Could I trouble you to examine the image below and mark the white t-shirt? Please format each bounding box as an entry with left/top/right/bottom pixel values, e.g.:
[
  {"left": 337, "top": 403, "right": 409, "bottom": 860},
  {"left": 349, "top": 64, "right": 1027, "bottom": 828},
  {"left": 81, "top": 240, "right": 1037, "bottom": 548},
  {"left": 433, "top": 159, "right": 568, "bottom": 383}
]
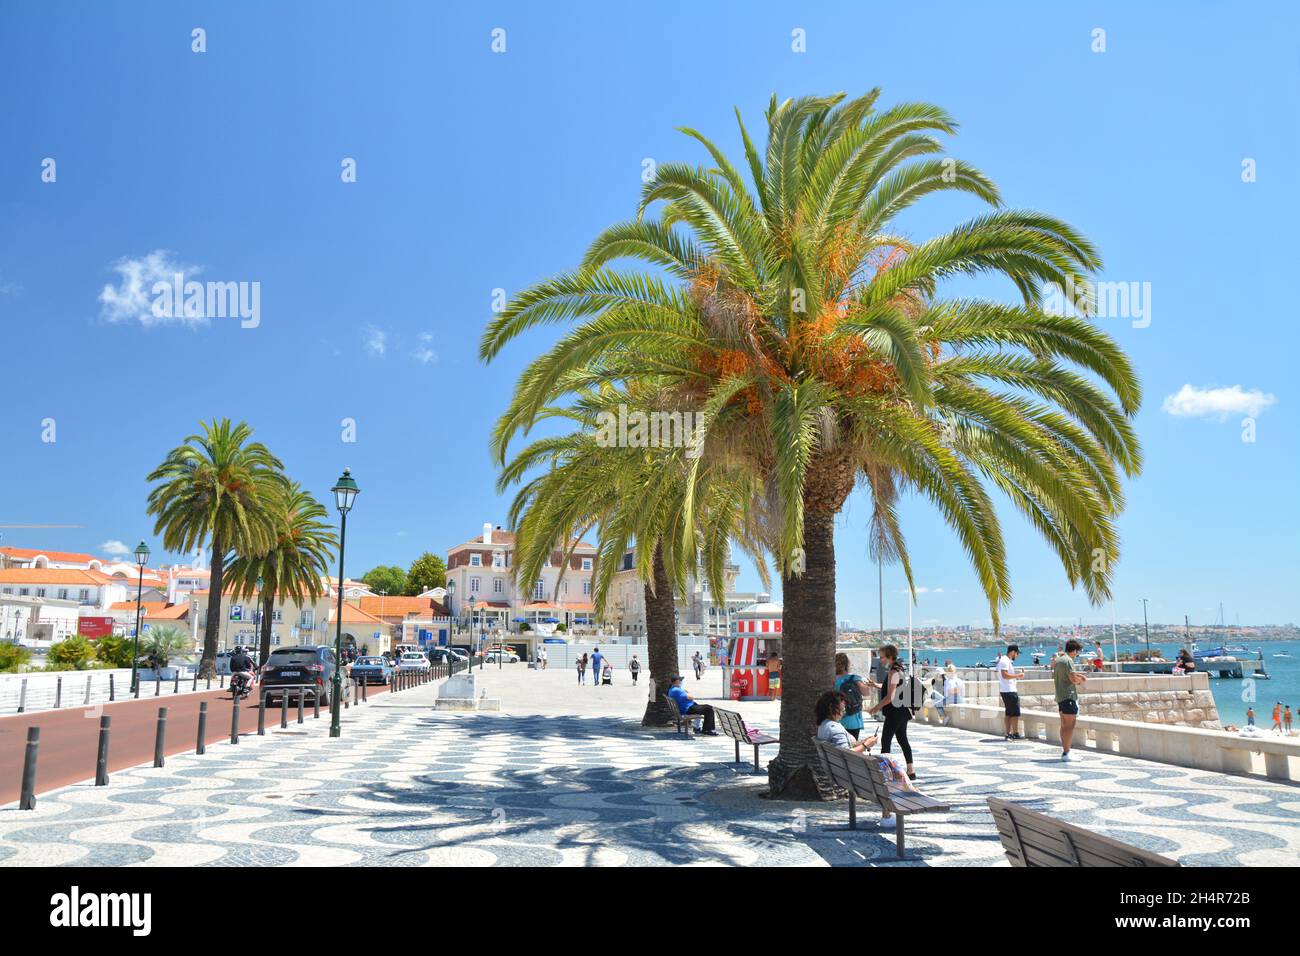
[{"left": 997, "top": 655, "right": 1018, "bottom": 693}]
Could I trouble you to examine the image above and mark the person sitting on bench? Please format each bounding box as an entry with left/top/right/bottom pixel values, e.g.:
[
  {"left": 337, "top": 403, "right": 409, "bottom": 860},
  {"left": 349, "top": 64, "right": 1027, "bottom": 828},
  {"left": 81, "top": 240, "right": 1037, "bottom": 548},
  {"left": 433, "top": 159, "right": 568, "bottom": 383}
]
[
  {"left": 668, "top": 675, "right": 717, "bottom": 736},
  {"left": 815, "top": 690, "right": 920, "bottom": 823}
]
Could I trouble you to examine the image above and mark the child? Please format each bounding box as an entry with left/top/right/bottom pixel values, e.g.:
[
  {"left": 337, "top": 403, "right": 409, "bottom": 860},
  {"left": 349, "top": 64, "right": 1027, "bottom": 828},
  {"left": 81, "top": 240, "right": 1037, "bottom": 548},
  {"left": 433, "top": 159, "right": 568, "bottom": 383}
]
[
  {"left": 1246, "top": 706, "right": 1256, "bottom": 727},
  {"left": 601, "top": 659, "right": 614, "bottom": 686}
]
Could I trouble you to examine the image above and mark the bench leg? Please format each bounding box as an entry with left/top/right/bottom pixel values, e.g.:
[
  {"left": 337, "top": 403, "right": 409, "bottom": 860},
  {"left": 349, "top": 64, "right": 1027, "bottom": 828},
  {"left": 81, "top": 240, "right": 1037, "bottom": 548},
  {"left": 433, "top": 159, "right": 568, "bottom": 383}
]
[
  {"left": 848, "top": 792, "right": 857, "bottom": 830},
  {"left": 895, "top": 815, "right": 905, "bottom": 858},
  {"left": 752, "top": 744, "right": 761, "bottom": 772},
  {"left": 735, "top": 740, "right": 741, "bottom": 763}
]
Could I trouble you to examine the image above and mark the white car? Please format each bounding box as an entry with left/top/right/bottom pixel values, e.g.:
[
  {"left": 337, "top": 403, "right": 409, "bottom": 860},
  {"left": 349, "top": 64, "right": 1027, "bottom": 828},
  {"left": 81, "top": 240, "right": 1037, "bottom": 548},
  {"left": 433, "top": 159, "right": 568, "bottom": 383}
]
[
  {"left": 484, "top": 648, "right": 520, "bottom": 663},
  {"left": 396, "top": 652, "right": 431, "bottom": 671}
]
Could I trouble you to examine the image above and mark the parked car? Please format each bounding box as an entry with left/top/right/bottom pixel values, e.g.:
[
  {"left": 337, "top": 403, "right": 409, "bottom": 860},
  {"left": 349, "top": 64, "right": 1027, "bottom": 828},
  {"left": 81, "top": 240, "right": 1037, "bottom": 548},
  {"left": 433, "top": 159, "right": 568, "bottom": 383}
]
[
  {"left": 350, "top": 655, "right": 392, "bottom": 685},
  {"left": 396, "top": 652, "right": 432, "bottom": 671},
  {"left": 428, "top": 647, "right": 468, "bottom": 664},
  {"left": 484, "top": 648, "right": 520, "bottom": 663},
  {"left": 261, "top": 645, "right": 338, "bottom": 706}
]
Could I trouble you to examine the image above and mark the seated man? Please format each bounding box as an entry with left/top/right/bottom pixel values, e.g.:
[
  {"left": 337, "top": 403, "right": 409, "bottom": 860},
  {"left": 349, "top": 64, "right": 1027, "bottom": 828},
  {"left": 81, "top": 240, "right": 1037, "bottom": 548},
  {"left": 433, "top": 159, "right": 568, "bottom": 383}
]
[{"left": 667, "top": 674, "right": 717, "bottom": 735}]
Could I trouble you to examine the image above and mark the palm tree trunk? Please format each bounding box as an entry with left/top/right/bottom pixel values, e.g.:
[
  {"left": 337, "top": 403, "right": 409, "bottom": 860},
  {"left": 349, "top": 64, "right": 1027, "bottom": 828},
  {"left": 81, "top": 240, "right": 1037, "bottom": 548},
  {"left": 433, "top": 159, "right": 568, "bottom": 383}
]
[
  {"left": 767, "top": 454, "right": 855, "bottom": 800},
  {"left": 640, "top": 543, "right": 679, "bottom": 726},
  {"left": 258, "top": 591, "right": 274, "bottom": 667},
  {"left": 199, "top": 535, "right": 224, "bottom": 679}
]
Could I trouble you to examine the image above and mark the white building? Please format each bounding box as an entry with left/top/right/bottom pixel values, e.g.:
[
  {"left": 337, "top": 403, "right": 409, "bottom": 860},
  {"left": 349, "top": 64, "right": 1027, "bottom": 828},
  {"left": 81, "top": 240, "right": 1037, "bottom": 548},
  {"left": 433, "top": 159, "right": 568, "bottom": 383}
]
[
  {"left": 604, "top": 546, "right": 768, "bottom": 640},
  {"left": 445, "top": 523, "right": 598, "bottom": 637}
]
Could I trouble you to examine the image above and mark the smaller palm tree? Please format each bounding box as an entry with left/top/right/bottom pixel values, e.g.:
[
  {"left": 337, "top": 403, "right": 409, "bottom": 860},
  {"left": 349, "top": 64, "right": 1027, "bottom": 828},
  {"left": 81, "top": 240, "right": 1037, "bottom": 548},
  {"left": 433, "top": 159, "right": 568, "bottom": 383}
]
[{"left": 226, "top": 482, "right": 337, "bottom": 665}]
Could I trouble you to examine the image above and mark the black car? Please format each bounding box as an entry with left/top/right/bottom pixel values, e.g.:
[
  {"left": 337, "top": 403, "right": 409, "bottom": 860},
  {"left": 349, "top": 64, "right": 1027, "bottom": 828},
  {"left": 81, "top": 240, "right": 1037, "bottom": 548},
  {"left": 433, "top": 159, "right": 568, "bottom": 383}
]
[{"left": 261, "top": 645, "right": 338, "bottom": 707}]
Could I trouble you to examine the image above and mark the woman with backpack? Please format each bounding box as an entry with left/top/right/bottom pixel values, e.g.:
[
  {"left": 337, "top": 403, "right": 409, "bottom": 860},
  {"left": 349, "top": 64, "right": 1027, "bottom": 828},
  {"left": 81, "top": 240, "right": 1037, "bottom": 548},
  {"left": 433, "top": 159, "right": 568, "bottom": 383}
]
[
  {"left": 577, "top": 653, "right": 588, "bottom": 685},
  {"left": 833, "top": 653, "right": 877, "bottom": 741},
  {"left": 865, "top": 644, "right": 917, "bottom": 780}
]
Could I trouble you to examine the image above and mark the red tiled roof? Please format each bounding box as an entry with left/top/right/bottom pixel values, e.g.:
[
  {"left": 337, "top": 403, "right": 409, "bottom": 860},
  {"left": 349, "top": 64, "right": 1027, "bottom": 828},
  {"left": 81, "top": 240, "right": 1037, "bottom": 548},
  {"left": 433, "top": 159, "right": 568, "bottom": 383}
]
[
  {"left": 355, "top": 595, "right": 450, "bottom": 618},
  {"left": 0, "top": 568, "right": 114, "bottom": 585},
  {"left": 0, "top": 547, "right": 100, "bottom": 563}
]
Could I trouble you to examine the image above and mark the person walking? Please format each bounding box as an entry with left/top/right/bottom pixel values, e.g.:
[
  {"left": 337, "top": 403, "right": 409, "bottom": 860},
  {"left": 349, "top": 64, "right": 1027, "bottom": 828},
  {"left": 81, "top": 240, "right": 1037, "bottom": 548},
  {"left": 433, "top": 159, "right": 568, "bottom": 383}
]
[
  {"left": 590, "top": 648, "right": 604, "bottom": 688},
  {"left": 1272, "top": 702, "right": 1283, "bottom": 734},
  {"left": 577, "top": 653, "right": 588, "bottom": 685},
  {"left": 997, "top": 644, "right": 1026, "bottom": 740},
  {"left": 1054, "top": 639, "right": 1089, "bottom": 762},
  {"left": 538, "top": 645, "right": 548, "bottom": 670},
  {"left": 1285, "top": 705, "right": 1294, "bottom": 733},
  {"left": 629, "top": 654, "right": 642, "bottom": 686},
  {"left": 692, "top": 650, "right": 704, "bottom": 680},
  {"left": 1246, "top": 706, "right": 1256, "bottom": 728},
  {"left": 865, "top": 644, "right": 916, "bottom": 780},
  {"left": 833, "top": 652, "right": 876, "bottom": 741}
]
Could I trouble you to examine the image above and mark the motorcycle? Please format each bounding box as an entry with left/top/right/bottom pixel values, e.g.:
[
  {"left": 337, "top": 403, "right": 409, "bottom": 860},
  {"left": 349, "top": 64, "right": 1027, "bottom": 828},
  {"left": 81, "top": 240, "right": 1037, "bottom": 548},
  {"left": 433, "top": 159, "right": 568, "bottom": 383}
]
[{"left": 230, "top": 671, "right": 253, "bottom": 701}]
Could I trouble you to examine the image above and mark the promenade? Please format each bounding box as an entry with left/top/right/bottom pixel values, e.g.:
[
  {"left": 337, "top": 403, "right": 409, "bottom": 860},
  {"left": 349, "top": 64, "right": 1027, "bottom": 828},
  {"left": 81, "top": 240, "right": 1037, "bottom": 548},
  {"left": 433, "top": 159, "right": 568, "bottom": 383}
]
[{"left": 2, "top": 666, "right": 1298, "bottom": 866}]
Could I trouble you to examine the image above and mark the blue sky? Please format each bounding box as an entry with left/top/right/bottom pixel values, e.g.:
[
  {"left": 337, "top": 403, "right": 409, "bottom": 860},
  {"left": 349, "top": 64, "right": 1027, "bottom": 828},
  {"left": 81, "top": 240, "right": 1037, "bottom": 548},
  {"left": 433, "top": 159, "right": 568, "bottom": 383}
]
[{"left": 1, "top": 1, "right": 1296, "bottom": 629}]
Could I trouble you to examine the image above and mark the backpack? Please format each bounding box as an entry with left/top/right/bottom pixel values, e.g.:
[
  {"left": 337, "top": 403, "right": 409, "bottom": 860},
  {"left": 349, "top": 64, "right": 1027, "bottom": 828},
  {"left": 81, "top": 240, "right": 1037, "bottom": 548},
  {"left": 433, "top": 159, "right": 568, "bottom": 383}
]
[
  {"left": 839, "top": 676, "right": 865, "bottom": 716},
  {"left": 898, "top": 672, "right": 927, "bottom": 714}
]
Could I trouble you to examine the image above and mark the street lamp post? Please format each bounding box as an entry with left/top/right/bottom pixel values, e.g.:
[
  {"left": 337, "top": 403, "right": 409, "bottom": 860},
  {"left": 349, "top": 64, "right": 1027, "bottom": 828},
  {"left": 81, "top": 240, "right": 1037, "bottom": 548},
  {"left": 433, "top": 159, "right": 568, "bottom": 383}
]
[
  {"left": 130, "top": 541, "right": 150, "bottom": 696},
  {"left": 329, "top": 469, "right": 359, "bottom": 738}
]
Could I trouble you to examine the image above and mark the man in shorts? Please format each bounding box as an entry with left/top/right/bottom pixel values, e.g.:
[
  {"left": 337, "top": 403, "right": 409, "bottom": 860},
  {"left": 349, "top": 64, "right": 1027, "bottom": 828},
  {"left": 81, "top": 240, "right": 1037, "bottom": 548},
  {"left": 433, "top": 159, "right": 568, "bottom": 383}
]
[
  {"left": 1054, "top": 639, "right": 1089, "bottom": 762},
  {"left": 997, "top": 644, "right": 1026, "bottom": 740}
]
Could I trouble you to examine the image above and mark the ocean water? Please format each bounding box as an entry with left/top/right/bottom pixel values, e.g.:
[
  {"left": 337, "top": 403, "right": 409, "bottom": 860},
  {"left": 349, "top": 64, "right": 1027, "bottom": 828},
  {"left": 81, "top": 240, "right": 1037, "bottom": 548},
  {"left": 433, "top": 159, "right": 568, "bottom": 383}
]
[{"left": 905, "top": 639, "right": 1300, "bottom": 728}]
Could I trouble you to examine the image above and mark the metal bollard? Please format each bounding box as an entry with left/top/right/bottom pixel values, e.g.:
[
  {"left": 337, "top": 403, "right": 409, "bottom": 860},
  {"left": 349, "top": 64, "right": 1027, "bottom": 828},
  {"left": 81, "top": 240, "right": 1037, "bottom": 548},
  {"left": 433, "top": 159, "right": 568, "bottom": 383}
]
[
  {"left": 84, "top": 674, "right": 92, "bottom": 705},
  {"left": 134, "top": 670, "right": 141, "bottom": 699},
  {"left": 17, "top": 678, "right": 27, "bottom": 713},
  {"left": 297, "top": 693, "right": 304, "bottom": 724},
  {"left": 257, "top": 692, "right": 267, "bottom": 735},
  {"left": 55, "top": 676, "right": 62, "bottom": 709},
  {"left": 281, "top": 693, "right": 288, "bottom": 729},
  {"left": 206, "top": 675, "right": 211, "bottom": 691},
  {"left": 95, "top": 717, "right": 111, "bottom": 785},
  {"left": 109, "top": 673, "right": 115, "bottom": 702},
  {"left": 174, "top": 671, "right": 180, "bottom": 694},
  {"left": 193, "top": 671, "right": 198, "bottom": 692},
  {"left": 361, "top": 679, "right": 367, "bottom": 703},
  {"left": 154, "top": 707, "right": 168, "bottom": 767},
  {"left": 313, "top": 689, "right": 320, "bottom": 719},
  {"left": 196, "top": 701, "right": 208, "bottom": 754},
  {"left": 155, "top": 675, "right": 161, "bottom": 697},
  {"left": 19, "top": 728, "right": 39, "bottom": 810},
  {"left": 230, "top": 698, "right": 240, "bottom": 744},
  {"left": 220, "top": 674, "right": 225, "bottom": 689}
]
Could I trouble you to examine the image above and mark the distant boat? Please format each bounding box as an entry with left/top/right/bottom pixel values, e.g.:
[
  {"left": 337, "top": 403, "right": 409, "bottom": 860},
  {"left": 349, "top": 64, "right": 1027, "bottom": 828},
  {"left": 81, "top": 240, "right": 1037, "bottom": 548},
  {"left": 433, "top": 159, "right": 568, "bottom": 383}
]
[{"left": 1273, "top": 651, "right": 1293, "bottom": 659}]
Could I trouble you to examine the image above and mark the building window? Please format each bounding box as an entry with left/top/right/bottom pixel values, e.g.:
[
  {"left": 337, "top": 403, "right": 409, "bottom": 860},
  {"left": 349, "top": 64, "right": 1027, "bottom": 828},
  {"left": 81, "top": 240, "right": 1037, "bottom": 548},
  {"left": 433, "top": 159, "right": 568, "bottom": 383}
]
[
  {"left": 583, "top": 581, "right": 592, "bottom": 597},
  {"left": 493, "top": 578, "right": 503, "bottom": 594},
  {"left": 1, "top": 587, "right": 9, "bottom": 595},
  {"left": 19, "top": 588, "right": 29, "bottom": 597},
  {"left": 562, "top": 582, "right": 569, "bottom": 595},
  {"left": 300, "top": 609, "right": 314, "bottom": 628},
  {"left": 79, "top": 589, "right": 90, "bottom": 602},
  {"left": 534, "top": 579, "right": 545, "bottom": 601},
  {"left": 470, "top": 554, "right": 482, "bottom": 567},
  {"left": 272, "top": 609, "right": 282, "bottom": 622},
  {"left": 470, "top": 577, "right": 480, "bottom": 593},
  {"left": 492, "top": 552, "right": 504, "bottom": 569},
  {"left": 57, "top": 588, "right": 68, "bottom": 600},
  {"left": 582, "top": 558, "right": 593, "bottom": 571},
  {"left": 36, "top": 588, "right": 46, "bottom": 598}
]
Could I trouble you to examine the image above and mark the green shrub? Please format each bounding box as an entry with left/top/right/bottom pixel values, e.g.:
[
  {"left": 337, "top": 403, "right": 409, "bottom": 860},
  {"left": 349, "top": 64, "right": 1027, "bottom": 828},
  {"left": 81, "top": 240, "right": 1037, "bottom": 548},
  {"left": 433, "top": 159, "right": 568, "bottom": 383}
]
[
  {"left": 0, "top": 642, "right": 32, "bottom": 673},
  {"left": 47, "top": 634, "right": 94, "bottom": 669},
  {"left": 93, "top": 635, "right": 136, "bottom": 668}
]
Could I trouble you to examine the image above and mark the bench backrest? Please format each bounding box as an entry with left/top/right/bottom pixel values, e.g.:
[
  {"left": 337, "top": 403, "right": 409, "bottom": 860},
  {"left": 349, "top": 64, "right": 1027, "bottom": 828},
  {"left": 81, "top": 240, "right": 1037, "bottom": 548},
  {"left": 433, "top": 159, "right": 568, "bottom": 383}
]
[
  {"left": 715, "top": 708, "right": 747, "bottom": 740},
  {"left": 812, "top": 738, "right": 898, "bottom": 812},
  {"left": 664, "top": 693, "right": 686, "bottom": 720},
  {"left": 987, "top": 797, "right": 1180, "bottom": 868}
]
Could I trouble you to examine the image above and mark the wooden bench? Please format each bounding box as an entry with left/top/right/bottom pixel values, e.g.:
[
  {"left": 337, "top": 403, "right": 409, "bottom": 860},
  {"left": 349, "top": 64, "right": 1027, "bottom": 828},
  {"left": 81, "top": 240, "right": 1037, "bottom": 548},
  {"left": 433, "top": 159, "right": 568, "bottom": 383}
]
[
  {"left": 987, "top": 797, "right": 1180, "bottom": 867},
  {"left": 812, "top": 738, "right": 949, "bottom": 859},
  {"left": 715, "top": 708, "right": 778, "bottom": 771},
  {"left": 664, "top": 693, "right": 697, "bottom": 735}
]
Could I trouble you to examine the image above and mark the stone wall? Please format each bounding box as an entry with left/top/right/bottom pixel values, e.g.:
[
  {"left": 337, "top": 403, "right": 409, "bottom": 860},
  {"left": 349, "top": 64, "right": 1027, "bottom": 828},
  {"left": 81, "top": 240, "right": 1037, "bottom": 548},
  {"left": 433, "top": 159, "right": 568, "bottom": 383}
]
[{"left": 969, "top": 674, "right": 1222, "bottom": 730}]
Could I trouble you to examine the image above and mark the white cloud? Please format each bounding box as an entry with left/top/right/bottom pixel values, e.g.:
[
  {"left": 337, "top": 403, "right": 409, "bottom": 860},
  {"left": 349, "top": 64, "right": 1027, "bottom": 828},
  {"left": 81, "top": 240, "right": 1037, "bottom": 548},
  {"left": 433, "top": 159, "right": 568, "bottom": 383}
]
[
  {"left": 99, "top": 250, "right": 203, "bottom": 325},
  {"left": 363, "top": 325, "right": 387, "bottom": 358},
  {"left": 1161, "top": 384, "right": 1276, "bottom": 421},
  {"left": 413, "top": 331, "right": 438, "bottom": 365},
  {"left": 100, "top": 539, "right": 130, "bottom": 557},
  {"left": 900, "top": 586, "right": 944, "bottom": 595}
]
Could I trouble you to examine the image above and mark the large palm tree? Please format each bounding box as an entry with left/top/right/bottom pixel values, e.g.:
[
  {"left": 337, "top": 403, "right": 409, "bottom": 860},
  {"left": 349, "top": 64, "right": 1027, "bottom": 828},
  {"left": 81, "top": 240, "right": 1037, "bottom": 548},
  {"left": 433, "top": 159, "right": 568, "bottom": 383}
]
[
  {"left": 225, "top": 481, "right": 337, "bottom": 666},
  {"left": 146, "top": 419, "right": 284, "bottom": 678},
  {"left": 483, "top": 91, "right": 1141, "bottom": 798}
]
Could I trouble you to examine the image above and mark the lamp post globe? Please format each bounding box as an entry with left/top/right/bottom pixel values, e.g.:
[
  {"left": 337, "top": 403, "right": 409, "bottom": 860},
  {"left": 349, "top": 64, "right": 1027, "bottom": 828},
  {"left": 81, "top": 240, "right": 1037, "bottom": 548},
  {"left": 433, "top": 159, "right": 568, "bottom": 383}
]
[
  {"left": 329, "top": 469, "right": 359, "bottom": 738},
  {"left": 130, "top": 540, "right": 150, "bottom": 696}
]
